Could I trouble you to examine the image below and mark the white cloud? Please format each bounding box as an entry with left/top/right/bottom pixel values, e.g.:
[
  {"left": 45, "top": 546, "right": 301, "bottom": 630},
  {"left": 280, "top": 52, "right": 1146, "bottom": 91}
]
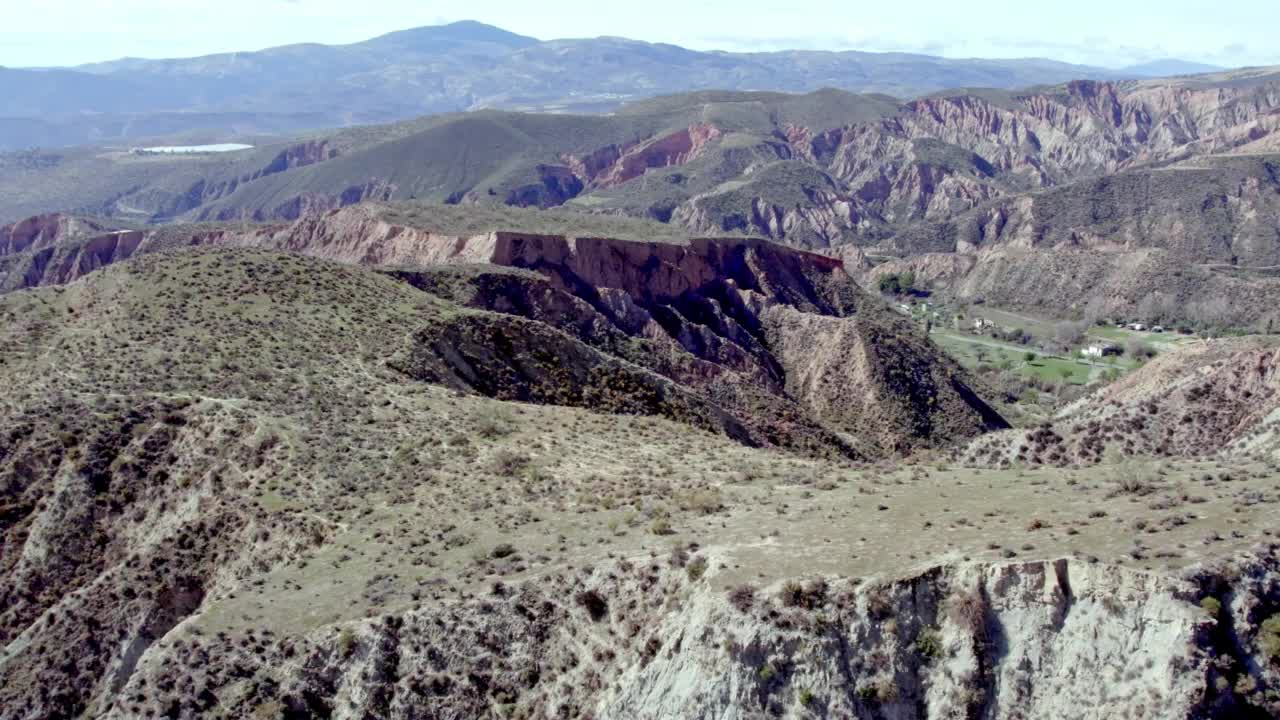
[{"left": 2, "top": 0, "right": 1277, "bottom": 68}]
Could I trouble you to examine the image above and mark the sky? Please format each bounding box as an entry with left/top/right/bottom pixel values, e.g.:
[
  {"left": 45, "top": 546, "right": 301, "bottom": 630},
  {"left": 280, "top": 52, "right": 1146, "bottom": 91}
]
[{"left": 2, "top": 0, "right": 1276, "bottom": 69}]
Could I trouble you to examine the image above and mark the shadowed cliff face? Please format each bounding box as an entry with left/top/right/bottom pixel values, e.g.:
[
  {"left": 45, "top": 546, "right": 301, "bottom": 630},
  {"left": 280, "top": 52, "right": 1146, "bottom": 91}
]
[{"left": 379, "top": 227, "right": 1007, "bottom": 457}]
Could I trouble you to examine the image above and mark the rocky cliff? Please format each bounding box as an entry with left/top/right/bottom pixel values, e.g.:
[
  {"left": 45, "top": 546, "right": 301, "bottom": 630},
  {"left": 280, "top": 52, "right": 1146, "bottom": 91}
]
[
  {"left": 667, "top": 75, "right": 1280, "bottom": 249},
  {"left": 371, "top": 226, "right": 1007, "bottom": 456},
  {"left": 80, "top": 551, "right": 1280, "bottom": 719}
]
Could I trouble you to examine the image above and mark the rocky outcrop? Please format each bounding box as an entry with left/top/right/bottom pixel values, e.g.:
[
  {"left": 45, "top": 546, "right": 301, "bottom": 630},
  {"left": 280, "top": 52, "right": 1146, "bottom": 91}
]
[
  {"left": 0, "top": 213, "right": 112, "bottom": 256},
  {"left": 0, "top": 214, "right": 281, "bottom": 292},
  {"left": 885, "top": 155, "right": 1280, "bottom": 264},
  {"left": 685, "top": 76, "right": 1280, "bottom": 250},
  {"left": 101, "top": 550, "right": 1280, "bottom": 719},
  {"left": 564, "top": 124, "right": 724, "bottom": 189},
  {"left": 195, "top": 178, "right": 394, "bottom": 222},
  {"left": 4, "top": 230, "right": 146, "bottom": 292}
]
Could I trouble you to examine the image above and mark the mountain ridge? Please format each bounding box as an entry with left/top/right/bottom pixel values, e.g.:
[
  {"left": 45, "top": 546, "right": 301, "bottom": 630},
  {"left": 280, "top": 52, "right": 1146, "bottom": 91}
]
[{"left": 0, "top": 21, "right": 1228, "bottom": 150}]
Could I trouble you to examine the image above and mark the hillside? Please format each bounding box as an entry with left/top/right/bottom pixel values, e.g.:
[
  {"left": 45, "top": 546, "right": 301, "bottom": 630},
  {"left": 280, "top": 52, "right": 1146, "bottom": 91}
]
[
  {"left": 0, "top": 242, "right": 1277, "bottom": 719},
  {"left": 861, "top": 154, "right": 1280, "bottom": 328},
  {"left": 0, "top": 205, "right": 1009, "bottom": 452},
  {"left": 962, "top": 336, "right": 1280, "bottom": 465},
  {"left": 4, "top": 70, "right": 1278, "bottom": 239},
  {"left": 7, "top": 14, "right": 1280, "bottom": 720}
]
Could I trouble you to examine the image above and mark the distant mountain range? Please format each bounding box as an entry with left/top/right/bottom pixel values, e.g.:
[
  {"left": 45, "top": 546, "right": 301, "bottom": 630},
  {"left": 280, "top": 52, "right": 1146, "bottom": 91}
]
[
  {"left": 0, "top": 21, "right": 1227, "bottom": 150},
  {"left": 4, "top": 64, "right": 1279, "bottom": 328},
  {"left": 1119, "top": 59, "right": 1226, "bottom": 76}
]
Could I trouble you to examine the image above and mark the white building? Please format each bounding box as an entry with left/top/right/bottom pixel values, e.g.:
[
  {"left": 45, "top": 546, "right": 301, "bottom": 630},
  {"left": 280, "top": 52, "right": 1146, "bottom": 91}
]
[{"left": 1083, "top": 343, "right": 1119, "bottom": 358}]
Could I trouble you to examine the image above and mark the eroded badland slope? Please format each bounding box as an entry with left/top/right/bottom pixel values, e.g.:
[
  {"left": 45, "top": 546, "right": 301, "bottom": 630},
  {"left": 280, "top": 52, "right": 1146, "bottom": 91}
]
[{"left": 0, "top": 245, "right": 1277, "bottom": 719}]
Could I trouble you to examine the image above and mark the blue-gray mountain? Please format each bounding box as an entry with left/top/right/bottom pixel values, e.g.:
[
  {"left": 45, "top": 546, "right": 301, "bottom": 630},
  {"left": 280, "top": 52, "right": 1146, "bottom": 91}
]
[{"left": 0, "top": 20, "right": 1223, "bottom": 150}]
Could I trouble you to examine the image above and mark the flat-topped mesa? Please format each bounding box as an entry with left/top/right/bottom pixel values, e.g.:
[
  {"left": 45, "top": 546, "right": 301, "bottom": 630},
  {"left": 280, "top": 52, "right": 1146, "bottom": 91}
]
[
  {"left": 482, "top": 232, "right": 850, "bottom": 310},
  {"left": 241, "top": 205, "right": 856, "bottom": 310},
  {"left": 1, "top": 207, "right": 849, "bottom": 308}
]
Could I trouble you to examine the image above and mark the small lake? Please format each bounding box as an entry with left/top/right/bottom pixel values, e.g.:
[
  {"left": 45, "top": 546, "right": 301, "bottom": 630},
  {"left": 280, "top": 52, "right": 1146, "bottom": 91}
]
[{"left": 138, "top": 144, "right": 254, "bottom": 154}]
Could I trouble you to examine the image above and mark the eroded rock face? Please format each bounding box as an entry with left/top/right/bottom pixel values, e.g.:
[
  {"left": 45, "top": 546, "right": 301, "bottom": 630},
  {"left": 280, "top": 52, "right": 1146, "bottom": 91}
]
[
  {"left": 0, "top": 401, "right": 330, "bottom": 720},
  {"left": 857, "top": 153, "right": 1280, "bottom": 325},
  {"left": 0, "top": 214, "right": 269, "bottom": 292},
  {"left": 676, "top": 77, "right": 1280, "bottom": 252},
  {"left": 373, "top": 223, "right": 1007, "bottom": 456},
  {"left": 563, "top": 124, "right": 724, "bottom": 189},
  {"left": 0, "top": 214, "right": 111, "bottom": 256},
  {"left": 101, "top": 550, "right": 1280, "bottom": 720}
]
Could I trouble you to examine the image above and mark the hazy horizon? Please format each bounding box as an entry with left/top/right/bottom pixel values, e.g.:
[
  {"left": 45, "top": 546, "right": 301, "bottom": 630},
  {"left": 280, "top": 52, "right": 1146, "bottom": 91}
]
[{"left": 1, "top": 1, "right": 1275, "bottom": 70}]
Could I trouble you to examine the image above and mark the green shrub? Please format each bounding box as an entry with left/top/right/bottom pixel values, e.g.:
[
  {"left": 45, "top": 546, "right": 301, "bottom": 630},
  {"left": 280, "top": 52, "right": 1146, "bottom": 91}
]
[
  {"left": 474, "top": 405, "right": 516, "bottom": 439},
  {"left": 915, "top": 628, "right": 944, "bottom": 660},
  {"left": 798, "top": 688, "right": 814, "bottom": 706},
  {"left": 651, "top": 518, "right": 674, "bottom": 536},
  {"left": 1261, "top": 614, "right": 1280, "bottom": 661},
  {"left": 337, "top": 628, "right": 357, "bottom": 657},
  {"left": 686, "top": 556, "right": 708, "bottom": 582},
  {"left": 877, "top": 272, "right": 916, "bottom": 296},
  {"left": 1199, "top": 597, "right": 1222, "bottom": 617}
]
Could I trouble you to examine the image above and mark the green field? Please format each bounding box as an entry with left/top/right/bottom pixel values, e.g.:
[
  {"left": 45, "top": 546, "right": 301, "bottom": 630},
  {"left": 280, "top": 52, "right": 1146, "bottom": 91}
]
[
  {"left": 905, "top": 300, "right": 1201, "bottom": 390},
  {"left": 930, "top": 329, "right": 1135, "bottom": 386}
]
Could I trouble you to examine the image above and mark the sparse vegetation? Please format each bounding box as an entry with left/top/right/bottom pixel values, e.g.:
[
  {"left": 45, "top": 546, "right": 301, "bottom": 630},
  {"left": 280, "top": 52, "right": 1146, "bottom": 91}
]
[
  {"left": 1261, "top": 615, "right": 1280, "bottom": 662},
  {"left": 915, "top": 628, "right": 944, "bottom": 660},
  {"left": 1109, "top": 457, "right": 1157, "bottom": 497},
  {"left": 728, "top": 585, "right": 756, "bottom": 612},
  {"left": 1, "top": 228, "right": 1278, "bottom": 719},
  {"left": 686, "top": 556, "right": 708, "bottom": 582},
  {"left": 337, "top": 628, "right": 357, "bottom": 658},
  {"left": 475, "top": 405, "right": 517, "bottom": 440}
]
